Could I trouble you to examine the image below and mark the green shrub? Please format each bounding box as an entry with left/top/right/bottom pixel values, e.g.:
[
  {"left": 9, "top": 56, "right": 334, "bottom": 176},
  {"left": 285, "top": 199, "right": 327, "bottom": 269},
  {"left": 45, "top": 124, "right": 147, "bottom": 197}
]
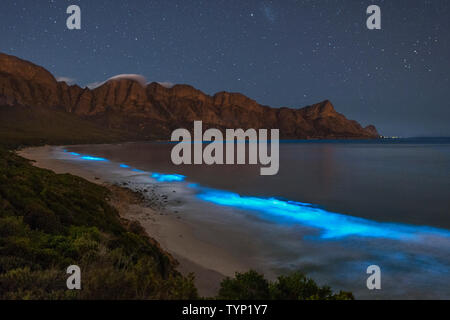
[
  {"left": 218, "top": 270, "right": 354, "bottom": 300},
  {"left": 218, "top": 270, "right": 271, "bottom": 300}
]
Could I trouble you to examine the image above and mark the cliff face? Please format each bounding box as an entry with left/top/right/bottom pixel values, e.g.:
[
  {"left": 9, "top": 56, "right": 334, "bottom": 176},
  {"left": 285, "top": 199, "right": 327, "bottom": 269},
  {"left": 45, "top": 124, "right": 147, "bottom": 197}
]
[{"left": 0, "top": 53, "right": 379, "bottom": 139}]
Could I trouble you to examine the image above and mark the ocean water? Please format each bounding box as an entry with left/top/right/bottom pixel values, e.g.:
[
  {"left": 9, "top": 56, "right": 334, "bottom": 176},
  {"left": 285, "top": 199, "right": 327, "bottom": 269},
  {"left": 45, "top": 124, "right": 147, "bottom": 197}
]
[{"left": 63, "top": 138, "right": 450, "bottom": 299}]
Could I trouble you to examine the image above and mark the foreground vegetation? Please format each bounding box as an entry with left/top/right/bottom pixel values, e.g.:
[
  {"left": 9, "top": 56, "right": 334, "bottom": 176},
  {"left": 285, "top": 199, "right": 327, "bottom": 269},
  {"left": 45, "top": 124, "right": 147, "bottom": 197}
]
[
  {"left": 0, "top": 148, "right": 197, "bottom": 299},
  {"left": 218, "top": 270, "right": 353, "bottom": 300}
]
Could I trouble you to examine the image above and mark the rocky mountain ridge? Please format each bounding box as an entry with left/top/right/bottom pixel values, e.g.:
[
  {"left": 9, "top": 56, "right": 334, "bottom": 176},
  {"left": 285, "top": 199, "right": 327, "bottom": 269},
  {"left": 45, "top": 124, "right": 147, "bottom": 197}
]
[{"left": 0, "top": 52, "right": 379, "bottom": 139}]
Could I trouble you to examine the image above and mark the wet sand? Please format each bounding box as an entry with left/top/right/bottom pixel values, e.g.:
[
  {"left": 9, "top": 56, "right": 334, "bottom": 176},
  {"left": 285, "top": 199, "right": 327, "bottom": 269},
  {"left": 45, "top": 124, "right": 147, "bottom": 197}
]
[{"left": 18, "top": 146, "right": 251, "bottom": 297}]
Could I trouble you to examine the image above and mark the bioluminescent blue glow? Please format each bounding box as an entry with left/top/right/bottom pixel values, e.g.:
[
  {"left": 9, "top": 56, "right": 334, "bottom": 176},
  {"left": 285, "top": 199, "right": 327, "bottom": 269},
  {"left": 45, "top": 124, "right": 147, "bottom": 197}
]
[
  {"left": 192, "top": 186, "right": 450, "bottom": 241},
  {"left": 61, "top": 148, "right": 450, "bottom": 241},
  {"left": 151, "top": 172, "right": 186, "bottom": 182},
  {"left": 64, "top": 150, "right": 108, "bottom": 162},
  {"left": 80, "top": 156, "right": 108, "bottom": 161}
]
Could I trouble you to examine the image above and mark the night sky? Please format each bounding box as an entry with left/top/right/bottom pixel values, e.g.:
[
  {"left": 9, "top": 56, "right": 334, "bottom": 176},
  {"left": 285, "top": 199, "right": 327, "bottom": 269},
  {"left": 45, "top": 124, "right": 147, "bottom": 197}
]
[{"left": 1, "top": 0, "right": 449, "bottom": 137}]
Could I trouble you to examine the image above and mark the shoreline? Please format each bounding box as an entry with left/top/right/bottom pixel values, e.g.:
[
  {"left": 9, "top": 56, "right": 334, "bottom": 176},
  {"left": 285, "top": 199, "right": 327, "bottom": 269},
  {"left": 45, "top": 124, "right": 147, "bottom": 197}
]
[
  {"left": 14, "top": 144, "right": 450, "bottom": 300},
  {"left": 17, "top": 145, "right": 251, "bottom": 297}
]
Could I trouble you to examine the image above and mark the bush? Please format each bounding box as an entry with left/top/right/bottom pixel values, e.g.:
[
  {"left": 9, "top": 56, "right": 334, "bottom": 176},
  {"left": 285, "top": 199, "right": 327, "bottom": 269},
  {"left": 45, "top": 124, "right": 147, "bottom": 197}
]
[
  {"left": 23, "top": 202, "right": 62, "bottom": 233},
  {"left": 218, "top": 270, "right": 271, "bottom": 300},
  {"left": 218, "top": 270, "right": 354, "bottom": 300}
]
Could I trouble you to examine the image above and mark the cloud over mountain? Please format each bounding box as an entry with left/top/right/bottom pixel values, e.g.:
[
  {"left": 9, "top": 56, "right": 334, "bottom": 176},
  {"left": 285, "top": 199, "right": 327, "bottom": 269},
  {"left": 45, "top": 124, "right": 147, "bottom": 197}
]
[
  {"left": 157, "top": 81, "right": 175, "bottom": 88},
  {"left": 87, "top": 74, "right": 147, "bottom": 89},
  {"left": 56, "top": 76, "right": 76, "bottom": 85}
]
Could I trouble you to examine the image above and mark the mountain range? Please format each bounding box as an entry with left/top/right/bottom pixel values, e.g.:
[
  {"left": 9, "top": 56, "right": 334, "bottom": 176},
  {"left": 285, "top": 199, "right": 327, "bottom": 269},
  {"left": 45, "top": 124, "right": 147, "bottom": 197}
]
[{"left": 0, "top": 52, "right": 379, "bottom": 141}]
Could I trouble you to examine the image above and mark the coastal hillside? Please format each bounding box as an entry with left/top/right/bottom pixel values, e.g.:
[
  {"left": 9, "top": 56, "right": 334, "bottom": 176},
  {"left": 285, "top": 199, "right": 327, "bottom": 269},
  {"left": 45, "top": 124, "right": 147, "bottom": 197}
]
[
  {"left": 0, "top": 104, "right": 134, "bottom": 149},
  {"left": 0, "top": 148, "right": 198, "bottom": 299},
  {"left": 0, "top": 53, "right": 379, "bottom": 140}
]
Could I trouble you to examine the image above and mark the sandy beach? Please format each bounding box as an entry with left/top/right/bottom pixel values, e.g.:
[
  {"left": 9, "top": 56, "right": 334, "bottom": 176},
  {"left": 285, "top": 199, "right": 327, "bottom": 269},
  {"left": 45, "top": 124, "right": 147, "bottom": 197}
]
[{"left": 17, "top": 146, "right": 251, "bottom": 297}]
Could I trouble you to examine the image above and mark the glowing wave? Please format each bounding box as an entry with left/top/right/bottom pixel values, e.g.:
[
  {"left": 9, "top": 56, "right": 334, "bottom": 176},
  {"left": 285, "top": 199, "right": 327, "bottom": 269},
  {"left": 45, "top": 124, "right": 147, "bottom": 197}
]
[
  {"left": 151, "top": 172, "right": 186, "bottom": 182},
  {"left": 191, "top": 186, "right": 450, "bottom": 240},
  {"left": 80, "top": 155, "right": 108, "bottom": 161},
  {"left": 63, "top": 149, "right": 450, "bottom": 241},
  {"left": 64, "top": 150, "right": 108, "bottom": 161}
]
